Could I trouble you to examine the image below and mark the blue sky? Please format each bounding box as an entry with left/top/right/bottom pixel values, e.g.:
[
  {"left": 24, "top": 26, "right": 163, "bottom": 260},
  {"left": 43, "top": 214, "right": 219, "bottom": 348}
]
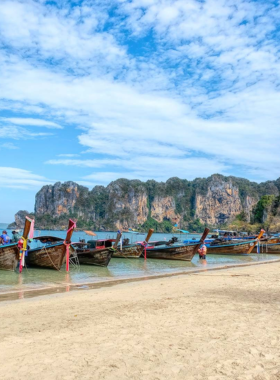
[{"left": 0, "top": 0, "right": 280, "bottom": 221}]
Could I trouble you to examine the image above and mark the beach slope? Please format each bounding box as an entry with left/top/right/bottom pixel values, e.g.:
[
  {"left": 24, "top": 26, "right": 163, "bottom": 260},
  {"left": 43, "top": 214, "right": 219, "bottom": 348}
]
[{"left": 1, "top": 263, "right": 280, "bottom": 379}]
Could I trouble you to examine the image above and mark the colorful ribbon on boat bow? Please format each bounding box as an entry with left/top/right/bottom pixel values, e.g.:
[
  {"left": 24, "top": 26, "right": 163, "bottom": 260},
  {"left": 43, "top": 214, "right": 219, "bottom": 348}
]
[
  {"left": 64, "top": 220, "right": 76, "bottom": 273},
  {"left": 19, "top": 236, "right": 28, "bottom": 273},
  {"left": 139, "top": 240, "right": 148, "bottom": 260}
]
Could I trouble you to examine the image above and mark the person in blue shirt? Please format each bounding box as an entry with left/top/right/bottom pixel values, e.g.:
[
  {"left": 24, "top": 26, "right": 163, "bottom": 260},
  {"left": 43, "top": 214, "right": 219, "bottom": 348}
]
[{"left": 0, "top": 231, "right": 10, "bottom": 245}]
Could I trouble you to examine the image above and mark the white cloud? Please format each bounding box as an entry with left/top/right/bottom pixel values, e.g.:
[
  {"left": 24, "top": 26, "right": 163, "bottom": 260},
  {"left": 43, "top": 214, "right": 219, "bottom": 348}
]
[
  {"left": 0, "top": 125, "right": 52, "bottom": 140},
  {"left": 0, "top": 167, "right": 51, "bottom": 189},
  {"left": 47, "top": 156, "right": 229, "bottom": 182},
  {"left": 0, "top": 0, "right": 127, "bottom": 73},
  {"left": 2, "top": 117, "right": 63, "bottom": 129},
  {"left": 0, "top": 0, "right": 280, "bottom": 185}
]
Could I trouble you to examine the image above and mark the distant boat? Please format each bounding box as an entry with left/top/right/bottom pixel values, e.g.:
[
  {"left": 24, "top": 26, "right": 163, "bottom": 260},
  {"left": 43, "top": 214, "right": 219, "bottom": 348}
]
[
  {"left": 206, "top": 230, "right": 264, "bottom": 255},
  {"left": 26, "top": 220, "right": 75, "bottom": 270},
  {"left": 206, "top": 240, "right": 256, "bottom": 255},
  {"left": 252, "top": 236, "right": 280, "bottom": 253},
  {"left": 112, "top": 229, "right": 154, "bottom": 259},
  {"left": 74, "top": 233, "right": 122, "bottom": 267},
  {"left": 144, "top": 228, "right": 209, "bottom": 261},
  {"left": 73, "top": 239, "right": 114, "bottom": 267}
]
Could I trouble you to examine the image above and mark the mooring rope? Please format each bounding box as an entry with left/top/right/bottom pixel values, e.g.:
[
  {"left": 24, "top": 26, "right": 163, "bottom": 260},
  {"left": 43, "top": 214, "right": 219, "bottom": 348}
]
[{"left": 42, "top": 245, "right": 60, "bottom": 271}]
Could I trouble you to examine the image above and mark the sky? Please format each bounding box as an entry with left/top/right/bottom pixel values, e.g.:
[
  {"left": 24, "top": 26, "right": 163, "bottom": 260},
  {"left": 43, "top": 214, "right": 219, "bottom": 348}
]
[{"left": 0, "top": 0, "right": 280, "bottom": 222}]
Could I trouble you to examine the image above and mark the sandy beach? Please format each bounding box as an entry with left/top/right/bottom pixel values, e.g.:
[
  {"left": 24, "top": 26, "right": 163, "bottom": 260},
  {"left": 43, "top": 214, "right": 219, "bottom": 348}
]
[{"left": 1, "top": 262, "right": 280, "bottom": 380}]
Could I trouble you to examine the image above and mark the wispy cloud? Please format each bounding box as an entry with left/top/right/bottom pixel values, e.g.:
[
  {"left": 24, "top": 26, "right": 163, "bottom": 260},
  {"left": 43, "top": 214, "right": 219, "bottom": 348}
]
[
  {"left": 0, "top": 125, "right": 52, "bottom": 140},
  {"left": 0, "top": 0, "right": 280, "bottom": 186},
  {"left": 0, "top": 167, "right": 51, "bottom": 189},
  {"left": 2, "top": 117, "right": 63, "bottom": 129},
  {"left": 47, "top": 156, "right": 229, "bottom": 182}
]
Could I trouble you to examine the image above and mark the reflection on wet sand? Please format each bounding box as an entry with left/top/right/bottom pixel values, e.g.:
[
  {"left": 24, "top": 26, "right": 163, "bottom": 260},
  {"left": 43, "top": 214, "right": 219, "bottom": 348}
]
[{"left": 0, "top": 254, "right": 279, "bottom": 302}]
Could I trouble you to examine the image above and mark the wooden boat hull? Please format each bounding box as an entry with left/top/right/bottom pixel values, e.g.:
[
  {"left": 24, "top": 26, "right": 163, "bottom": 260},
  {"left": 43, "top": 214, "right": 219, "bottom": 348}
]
[
  {"left": 26, "top": 243, "right": 74, "bottom": 270},
  {"left": 145, "top": 244, "right": 197, "bottom": 261},
  {"left": 112, "top": 244, "right": 143, "bottom": 259},
  {"left": 77, "top": 248, "right": 113, "bottom": 267},
  {"left": 0, "top": 244, "right": 19, "bottom": 271},
  {"left": 207, "top": 241, "right": 254, "bottom": 255}
]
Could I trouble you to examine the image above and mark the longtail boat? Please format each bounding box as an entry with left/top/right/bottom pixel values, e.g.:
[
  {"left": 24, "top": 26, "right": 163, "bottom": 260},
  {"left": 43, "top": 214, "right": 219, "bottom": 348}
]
[
  {"left": 206, "top": 230, "right": 264, "bottom": 255},
  {"left": 0, "top": 217, "right": 32, "bottom": 271},
  {"left": 26, "top": 219, "right": 75, "bottom": 270},
  {"left": 144, "top": 228, "right": 209, "bottom": 261},
  {"left": 75, "top": 233, "right": 122, "bottom": 267},
  {"left": 112, "top": 229, "right": 154, "bottom": 259},
  {"left": 252, "top": 236, "right": 280, "bottom": 254}
]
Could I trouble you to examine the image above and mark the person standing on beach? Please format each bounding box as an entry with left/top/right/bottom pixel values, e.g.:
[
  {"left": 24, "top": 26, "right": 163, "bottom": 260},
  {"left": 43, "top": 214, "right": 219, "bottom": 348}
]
[
  {"left": 11, "top": 230, "right": 21, "bottom": 243},
  {"left": 0, "top": 231, "right": 10, "bottom": 245},
  {"left": 198, "top": 243, "right": 207, "bottom": 260}
]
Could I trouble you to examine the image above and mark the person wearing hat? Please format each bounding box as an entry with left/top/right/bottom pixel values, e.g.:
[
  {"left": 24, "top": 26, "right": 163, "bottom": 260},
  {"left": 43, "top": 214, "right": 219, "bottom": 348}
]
[
  {"left": 0, "top": 231, "right": 10, "bottom": 245},
  {"left": 11, "top": 230, "right": 21, "bottom": 243}
]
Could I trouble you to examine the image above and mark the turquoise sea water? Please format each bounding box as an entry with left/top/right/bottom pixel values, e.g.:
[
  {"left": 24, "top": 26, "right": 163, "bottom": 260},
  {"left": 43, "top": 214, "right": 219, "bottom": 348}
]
[{"left": 0, "top": 228, "right": 279, "bottom": 300}]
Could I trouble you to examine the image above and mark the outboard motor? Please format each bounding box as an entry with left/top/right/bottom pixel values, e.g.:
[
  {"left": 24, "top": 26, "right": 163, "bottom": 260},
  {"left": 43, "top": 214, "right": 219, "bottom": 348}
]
[
  {"left": 123, "top": 238, "right": 130, "bottom": 246},
  {"left": 166, "top": 236, "right": 179, "bottom": 246}
]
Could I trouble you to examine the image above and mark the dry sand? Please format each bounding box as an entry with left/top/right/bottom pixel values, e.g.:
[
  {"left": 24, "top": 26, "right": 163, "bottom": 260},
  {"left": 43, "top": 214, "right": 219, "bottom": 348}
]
[{"left": 1, "top": 262, "right": 280, "bottom": 380}]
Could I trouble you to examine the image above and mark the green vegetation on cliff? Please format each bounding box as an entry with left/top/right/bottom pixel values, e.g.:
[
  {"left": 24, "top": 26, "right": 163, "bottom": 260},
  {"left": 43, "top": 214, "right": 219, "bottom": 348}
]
[{"left": 10, "top": 175, "right": 280, "bottom": 233}]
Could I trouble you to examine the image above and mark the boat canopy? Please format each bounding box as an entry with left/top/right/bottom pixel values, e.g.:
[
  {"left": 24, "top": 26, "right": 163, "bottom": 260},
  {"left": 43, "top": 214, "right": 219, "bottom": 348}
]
[
  {"left": 84, "top": 230, "right": 97, "bottom": 236},
  {"left": 33, "top": 236, "right": 64, "bottom": 243},
  {"left": 175, "top": 229, "right": 189, "bottom": 233},
  {"left": 215, "top": 229, "right": 237, "bottom": 234}
]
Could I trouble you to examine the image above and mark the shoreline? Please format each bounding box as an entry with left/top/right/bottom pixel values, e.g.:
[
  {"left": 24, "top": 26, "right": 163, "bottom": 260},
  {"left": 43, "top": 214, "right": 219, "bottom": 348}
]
[
  {"left": 1, "top": 261, "right": 280, "bottom": 379},
  {"left": 1, "top": 257, "right": 280, "bottom": 303}
]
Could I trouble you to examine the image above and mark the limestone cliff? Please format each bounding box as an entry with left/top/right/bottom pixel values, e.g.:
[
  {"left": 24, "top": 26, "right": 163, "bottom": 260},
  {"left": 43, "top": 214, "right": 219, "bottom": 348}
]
[
  {"left": 9, "top": 175, "right": 280, "bottom": 232},
  {"left": 151, "top": 196, "right": 179, "bottom": 223},
  {"left": 35, "top": 181, "right": 84, "bottom": 217},
  {"left": 105, "top": 180, "right": 149, "bottom": 230},
  {"left": 8, "top": 210, "right": 35, "bottom": 229},
  {"left": 194, "top": 176, "right": 255, "bottom": 225}
]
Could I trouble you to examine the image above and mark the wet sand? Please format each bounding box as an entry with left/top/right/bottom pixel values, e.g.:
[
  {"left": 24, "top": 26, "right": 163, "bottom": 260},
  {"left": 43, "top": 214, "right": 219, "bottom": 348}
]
[{"left": 1, "top": 261, "right": 280, "bottom": 379}]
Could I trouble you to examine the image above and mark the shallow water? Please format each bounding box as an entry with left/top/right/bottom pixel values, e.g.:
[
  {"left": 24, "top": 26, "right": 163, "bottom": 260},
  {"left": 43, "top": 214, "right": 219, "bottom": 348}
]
[
  {"left": 1, "top": 228, "right": 280, "bottom": 300},
  {"left": 0, "top": 252, "right": 279, "bottom": 298}
]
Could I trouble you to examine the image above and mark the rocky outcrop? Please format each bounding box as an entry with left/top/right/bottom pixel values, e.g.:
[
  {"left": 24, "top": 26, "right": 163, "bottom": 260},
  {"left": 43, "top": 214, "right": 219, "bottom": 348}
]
[
  {"left": 35, "top": 181, "right": 85, "bottom": 216},
  {"left": 243, "top": 195, "right": 258, "bottom": 221},
  {"left": 9, "top": 175, "right": 280, "bottom": 232},
  {"left": 151, "top": 196, "right": 179, "bottom": 223},
  {"left": 195, "top": 177, "right": 245, "bottom": 225},
  {"left": 8, "top": 210, "right": 35, "bottom": 229},
  {"left": 106, "top": 180, "right": 149, "bottom": 229}
]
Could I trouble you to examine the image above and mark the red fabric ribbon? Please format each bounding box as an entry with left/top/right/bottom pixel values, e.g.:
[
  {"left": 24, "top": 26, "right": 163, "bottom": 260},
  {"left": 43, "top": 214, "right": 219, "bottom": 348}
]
[{"left": 64, "top": 220, "right": 76, "bottom": 272}]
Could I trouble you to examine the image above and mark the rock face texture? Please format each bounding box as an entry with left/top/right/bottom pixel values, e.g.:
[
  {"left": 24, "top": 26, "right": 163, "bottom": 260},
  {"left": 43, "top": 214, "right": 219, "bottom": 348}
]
[
  {"left": 151, "top": 196, "right": 178, "bottom": 223},
  {"left": 35, "top": 182, "right": 84, "bottom": 217},
  {"left": 195, "top": 178, "right": 243, "bottom": 225},
  {"left": 106, "top": 180, "right": 149, "bottom": 230},
  {"left": 9, "top": 175, "right": 280, "bottom": 231},
  {"left": 8, "top": 210, "right": 35, "bottom": 229}
]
